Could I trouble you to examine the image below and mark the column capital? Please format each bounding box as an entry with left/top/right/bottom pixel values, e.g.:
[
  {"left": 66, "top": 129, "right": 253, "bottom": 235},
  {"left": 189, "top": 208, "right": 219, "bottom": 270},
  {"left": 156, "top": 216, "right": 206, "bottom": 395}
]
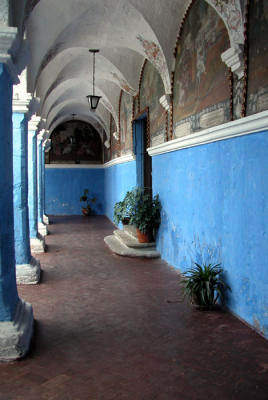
[
  {"left": 0, "top": 26, "right": 20, "bottom": 83},
  {"left": 159, "top": 94, "right": 171, "bottom": 111},
  {"left": 37, "top": 129, "right": 46, "bottom": 142},
  {"left": 28, "top": 115, "right": 41, "bottom": 132},
  {"left": 221, "top": 45, "right": 244, "bottom": 80},
  {"left": 43, "top": 138, "right": 51, "bottom": 152},
  {"left": 12, "top": 94, "right": 33, "bottom": 114}
]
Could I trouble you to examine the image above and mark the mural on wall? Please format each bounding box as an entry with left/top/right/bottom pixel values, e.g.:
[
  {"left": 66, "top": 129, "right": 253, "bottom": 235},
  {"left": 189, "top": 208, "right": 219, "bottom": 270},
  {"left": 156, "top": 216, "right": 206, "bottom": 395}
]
[
  {"left": 247, "top": 0, "right": 268, "bottom": 115},
  {"left": 137, "top": 35, "right": 170, "bottom": 93},
  {"left": 139, "top": 61, "right": 166, "bottom": 144},
  {"left": 173, "top": 0, "right": 230, "bottom": 135},
  {"left": 111, "top": 115, "right": 119, "bottom": 159},
  {"left": 120, "top": 91, "right": 133, "bottom": 155},
  {"left": 48, "top": 120, "right": 102, "bottom": 164}
]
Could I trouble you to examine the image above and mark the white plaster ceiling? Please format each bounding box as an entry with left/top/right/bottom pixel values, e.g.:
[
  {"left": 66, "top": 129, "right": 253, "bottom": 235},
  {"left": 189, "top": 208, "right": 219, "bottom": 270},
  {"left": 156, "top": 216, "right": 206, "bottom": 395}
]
[{"left": 10, "top": 0, "right": 195, "bottom": 138}]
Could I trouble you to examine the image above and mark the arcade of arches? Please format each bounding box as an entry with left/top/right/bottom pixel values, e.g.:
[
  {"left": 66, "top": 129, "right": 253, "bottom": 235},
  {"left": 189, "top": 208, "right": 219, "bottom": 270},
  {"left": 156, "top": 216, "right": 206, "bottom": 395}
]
[{"left": 0, "top": 0, "right": 268, "bottom": 364}]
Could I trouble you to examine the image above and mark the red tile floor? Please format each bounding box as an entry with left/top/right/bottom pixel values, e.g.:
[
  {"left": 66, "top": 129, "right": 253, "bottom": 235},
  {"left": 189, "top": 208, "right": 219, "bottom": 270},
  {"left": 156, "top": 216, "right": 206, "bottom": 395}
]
[{"left": 1, "top": 216, "right": 268, "bottom": 400}]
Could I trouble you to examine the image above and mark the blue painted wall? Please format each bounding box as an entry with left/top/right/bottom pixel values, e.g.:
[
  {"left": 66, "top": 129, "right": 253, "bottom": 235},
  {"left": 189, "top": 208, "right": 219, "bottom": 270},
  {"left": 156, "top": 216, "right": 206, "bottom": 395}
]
[
  {"left": 0, "top": 65, "right": 19, "bottom": 320},
  {"left": 45, "top": 168, "right": 105, "bottom": 215},
  {"left": 104, "top": 161, "right": 136, "bottom": 223},
  {"left": 152, "top": 130, "right": 268, "bottom": 338}
]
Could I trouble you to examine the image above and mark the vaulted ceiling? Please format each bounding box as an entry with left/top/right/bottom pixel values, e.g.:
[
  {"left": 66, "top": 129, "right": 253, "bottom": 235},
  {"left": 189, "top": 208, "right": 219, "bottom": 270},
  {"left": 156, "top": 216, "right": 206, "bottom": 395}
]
[{"left": 9, "top": 0, "right": 244, "bottom": 141}]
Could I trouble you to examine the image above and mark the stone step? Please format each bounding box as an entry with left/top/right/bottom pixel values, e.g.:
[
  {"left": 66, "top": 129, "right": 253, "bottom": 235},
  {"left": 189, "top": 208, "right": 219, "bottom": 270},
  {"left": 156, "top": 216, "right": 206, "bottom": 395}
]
[
  {"left": 123, "top": 224, "right": 138, "bottom": 239},
  {"left": 104, "top": 235, "right": 160, "bottom": 258},
  {"left": 114, "top": 229, "right": 156, "bottom": 249}
]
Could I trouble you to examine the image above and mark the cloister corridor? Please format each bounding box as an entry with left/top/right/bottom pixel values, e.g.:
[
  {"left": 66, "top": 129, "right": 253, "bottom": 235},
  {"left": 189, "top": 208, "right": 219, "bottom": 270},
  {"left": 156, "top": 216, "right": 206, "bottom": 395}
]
[{"left": 0, "top": 216, "right": 268, "bottom": 400}]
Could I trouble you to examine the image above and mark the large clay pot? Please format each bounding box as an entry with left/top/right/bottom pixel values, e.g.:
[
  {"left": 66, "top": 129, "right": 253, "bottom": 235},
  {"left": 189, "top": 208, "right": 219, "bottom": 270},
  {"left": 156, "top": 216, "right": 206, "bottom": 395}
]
[{"left": 136, "top": 228, "right": 152, "bottom": 243}]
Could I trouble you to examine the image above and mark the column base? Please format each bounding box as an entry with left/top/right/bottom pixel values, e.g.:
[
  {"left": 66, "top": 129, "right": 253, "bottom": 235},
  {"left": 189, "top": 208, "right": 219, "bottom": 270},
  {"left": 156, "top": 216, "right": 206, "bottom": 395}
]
[
  {"left": 30, "top": 235, "right": 45, "bottom": 253},
  {"left": 43, "top": 214, "right": 49, "bottom": 225},
  {"left": 38, "top": 221, "right": 48, "bottom": 236},
  {"left": 0, "top": 299, "right": 34, "bottom": 362},
  {"left": 16, "top": 256, "right": 41, "bottom": 285}
]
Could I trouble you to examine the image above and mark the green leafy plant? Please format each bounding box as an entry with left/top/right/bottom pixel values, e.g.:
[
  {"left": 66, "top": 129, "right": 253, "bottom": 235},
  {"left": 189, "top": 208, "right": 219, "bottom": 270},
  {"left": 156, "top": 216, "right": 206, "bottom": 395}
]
[
  {"left": 181, "top": 262, "right": 231, "bottom": 308},
  {"left": 128, "top": 187, "right": 161, "bottom": 235},
  {"left": 80, "top": 189, "right": 96, "bottom": 215},
  {"left": 113, "top": 190, "right": 136, "bottom": 225},
  {"left": 113, "top": 187, "right": 162, "bottom": 237}
]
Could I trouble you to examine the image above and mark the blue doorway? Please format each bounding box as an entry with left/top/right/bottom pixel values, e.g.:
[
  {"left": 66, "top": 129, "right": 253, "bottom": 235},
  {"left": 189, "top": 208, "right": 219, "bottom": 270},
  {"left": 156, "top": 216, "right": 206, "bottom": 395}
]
[{"left": 133, "top": 115, "right": 152, "bottom": 190}]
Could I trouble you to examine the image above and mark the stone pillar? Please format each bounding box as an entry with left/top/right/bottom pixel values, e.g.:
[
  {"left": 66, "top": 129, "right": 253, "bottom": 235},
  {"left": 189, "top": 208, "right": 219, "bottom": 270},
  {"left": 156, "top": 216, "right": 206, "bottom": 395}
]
[
  {"left": 28, "top": 115, "right": 45, "bottom": 253},
  {"left": 37, "top": 131, "right": 48, "bottom": 236},
  {"left": 0, "top": 27, "right": 34, "bottom": 361},
  {"left": 42, "top": 138, "right": 50, "bottom": 225},
  {"left": 12, "top": 102, "right": 40, "bottom": 284}
]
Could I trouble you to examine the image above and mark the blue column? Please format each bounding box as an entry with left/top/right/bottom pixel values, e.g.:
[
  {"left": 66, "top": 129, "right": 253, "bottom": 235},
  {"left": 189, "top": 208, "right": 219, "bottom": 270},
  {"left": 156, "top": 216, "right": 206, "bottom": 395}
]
[
  {"left": 0, "top": 64, "right": 19, "bottom": 320},
  {"left": 13, "top": 111, "right": 40, "bottom": 284},
  {"left": 28, "top": 124, "right": 45, "bottom": 253},
  {"left": 37, "top": 134, "right": 48, "bottom": 236},
  {"left": 0, "top": 63, "right": 33, "bottom": 361}
]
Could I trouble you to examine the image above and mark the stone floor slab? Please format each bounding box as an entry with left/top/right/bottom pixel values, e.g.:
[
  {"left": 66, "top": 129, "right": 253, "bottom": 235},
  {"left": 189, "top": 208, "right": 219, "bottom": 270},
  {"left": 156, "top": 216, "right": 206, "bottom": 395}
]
[{"left": 1, "top": 216, "right": 267, "bottom": 400}]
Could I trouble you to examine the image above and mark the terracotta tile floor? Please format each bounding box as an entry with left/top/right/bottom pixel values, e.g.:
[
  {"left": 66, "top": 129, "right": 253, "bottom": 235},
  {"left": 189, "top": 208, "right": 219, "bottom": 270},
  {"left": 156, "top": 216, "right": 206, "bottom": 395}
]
[{"left": 1, "top": 216, "right": 268, "bottom": 400}]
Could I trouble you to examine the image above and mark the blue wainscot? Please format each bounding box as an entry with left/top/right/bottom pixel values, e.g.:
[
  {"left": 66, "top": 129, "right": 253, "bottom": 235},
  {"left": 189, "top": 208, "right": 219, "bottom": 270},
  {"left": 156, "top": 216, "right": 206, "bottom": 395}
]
[
  {"left": 151, "top": 124, "right": 268, "bottom": 339},
  {"left": 45, "top": 165, "right": 105, "bottom": 215}
]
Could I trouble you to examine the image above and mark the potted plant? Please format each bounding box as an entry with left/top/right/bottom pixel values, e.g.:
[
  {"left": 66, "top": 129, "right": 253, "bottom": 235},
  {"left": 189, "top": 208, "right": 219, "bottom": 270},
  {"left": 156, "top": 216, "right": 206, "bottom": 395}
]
[
  {"left": 129, "top": 188, "right": 161, "bottom": 243},
  {"left": 113, "top": 190, "right": 136, "bottom": 226},
  {"left": 181, "top": 262, "right": 231, "bottom": 310},
  {"left": 80, "top": 189, "right": 96, "bottom": 216}
]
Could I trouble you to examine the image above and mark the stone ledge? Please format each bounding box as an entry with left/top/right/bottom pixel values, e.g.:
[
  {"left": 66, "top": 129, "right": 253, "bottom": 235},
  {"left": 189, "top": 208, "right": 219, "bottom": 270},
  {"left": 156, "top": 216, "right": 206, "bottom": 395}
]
[
  {"left": 104, "top": 235, "right": 160, "bottom": 258},
  {"left": 114, "top": 230, "right": 156, "bottom": 249},
  {"left": 0, "top": 299, "right": 33, "bottom": 361},
  {"left": 16, "top": 256, "right": 40, "bottom": 285}
]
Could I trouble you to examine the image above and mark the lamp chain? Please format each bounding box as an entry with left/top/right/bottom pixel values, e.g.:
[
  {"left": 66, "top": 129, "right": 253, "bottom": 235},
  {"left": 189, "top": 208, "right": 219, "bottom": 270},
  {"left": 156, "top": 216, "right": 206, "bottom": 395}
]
[{"left": 93, "top": 51, "right": 95, "bottom": 96}]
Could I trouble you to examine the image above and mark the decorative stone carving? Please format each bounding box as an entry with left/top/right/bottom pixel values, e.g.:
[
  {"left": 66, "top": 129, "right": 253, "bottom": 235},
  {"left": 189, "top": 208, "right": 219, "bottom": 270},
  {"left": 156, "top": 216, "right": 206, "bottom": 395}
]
[
  {"left": 221, "top": 46, "right": 244, "bottom": 79},
  {"left": 113, "top": 131, "right": 119, "bottom": 140},
  {"left": 159, "top": 94, "right": 171, "bottom": 111},
  {"left": 28, "top": 114, "right": 41, "bottom": 132},
  {"left": 104, "top": 139, "right": 110, "bottom": 149},
  {"left": 43, "top": 138, "right": 51, "bottom": 152},
  {"left": 0, "top": 299, "right": 33, "bottom": 361}
]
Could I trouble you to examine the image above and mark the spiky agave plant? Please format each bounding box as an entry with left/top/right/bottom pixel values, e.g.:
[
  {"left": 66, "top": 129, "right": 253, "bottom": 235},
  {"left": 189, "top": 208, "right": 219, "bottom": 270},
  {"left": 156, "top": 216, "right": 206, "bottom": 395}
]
[{"left": 181, "top": 263, "right": 230, "bottom": 308}]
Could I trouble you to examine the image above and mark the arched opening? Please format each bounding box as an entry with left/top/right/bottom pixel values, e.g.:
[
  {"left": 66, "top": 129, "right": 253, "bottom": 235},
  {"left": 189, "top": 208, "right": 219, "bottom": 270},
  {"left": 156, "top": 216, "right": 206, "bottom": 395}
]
[{"left": 47, "top": 120, "right": 103, "bottom": 164}]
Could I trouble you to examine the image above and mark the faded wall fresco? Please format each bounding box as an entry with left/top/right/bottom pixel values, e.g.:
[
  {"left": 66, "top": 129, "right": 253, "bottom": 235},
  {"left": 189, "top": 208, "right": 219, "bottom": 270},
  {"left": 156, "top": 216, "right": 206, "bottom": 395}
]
[
  {"left": 140, "top": 61, "right": 166, "bottom": 145},
  {"left": 111, "top": 116, "right": 119, "bottom": 159},
  {"left": 247, "top": 0, "right": 268, "bottom": 115},
  {"left": 48, "top": 120, "right": 102, "bottom": 164},
  {"left": 173, "top": 0, "right": 230, "bottom": 136},
  {"left": 120, "top": 91, "right": 133, "bottom": 155}
]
